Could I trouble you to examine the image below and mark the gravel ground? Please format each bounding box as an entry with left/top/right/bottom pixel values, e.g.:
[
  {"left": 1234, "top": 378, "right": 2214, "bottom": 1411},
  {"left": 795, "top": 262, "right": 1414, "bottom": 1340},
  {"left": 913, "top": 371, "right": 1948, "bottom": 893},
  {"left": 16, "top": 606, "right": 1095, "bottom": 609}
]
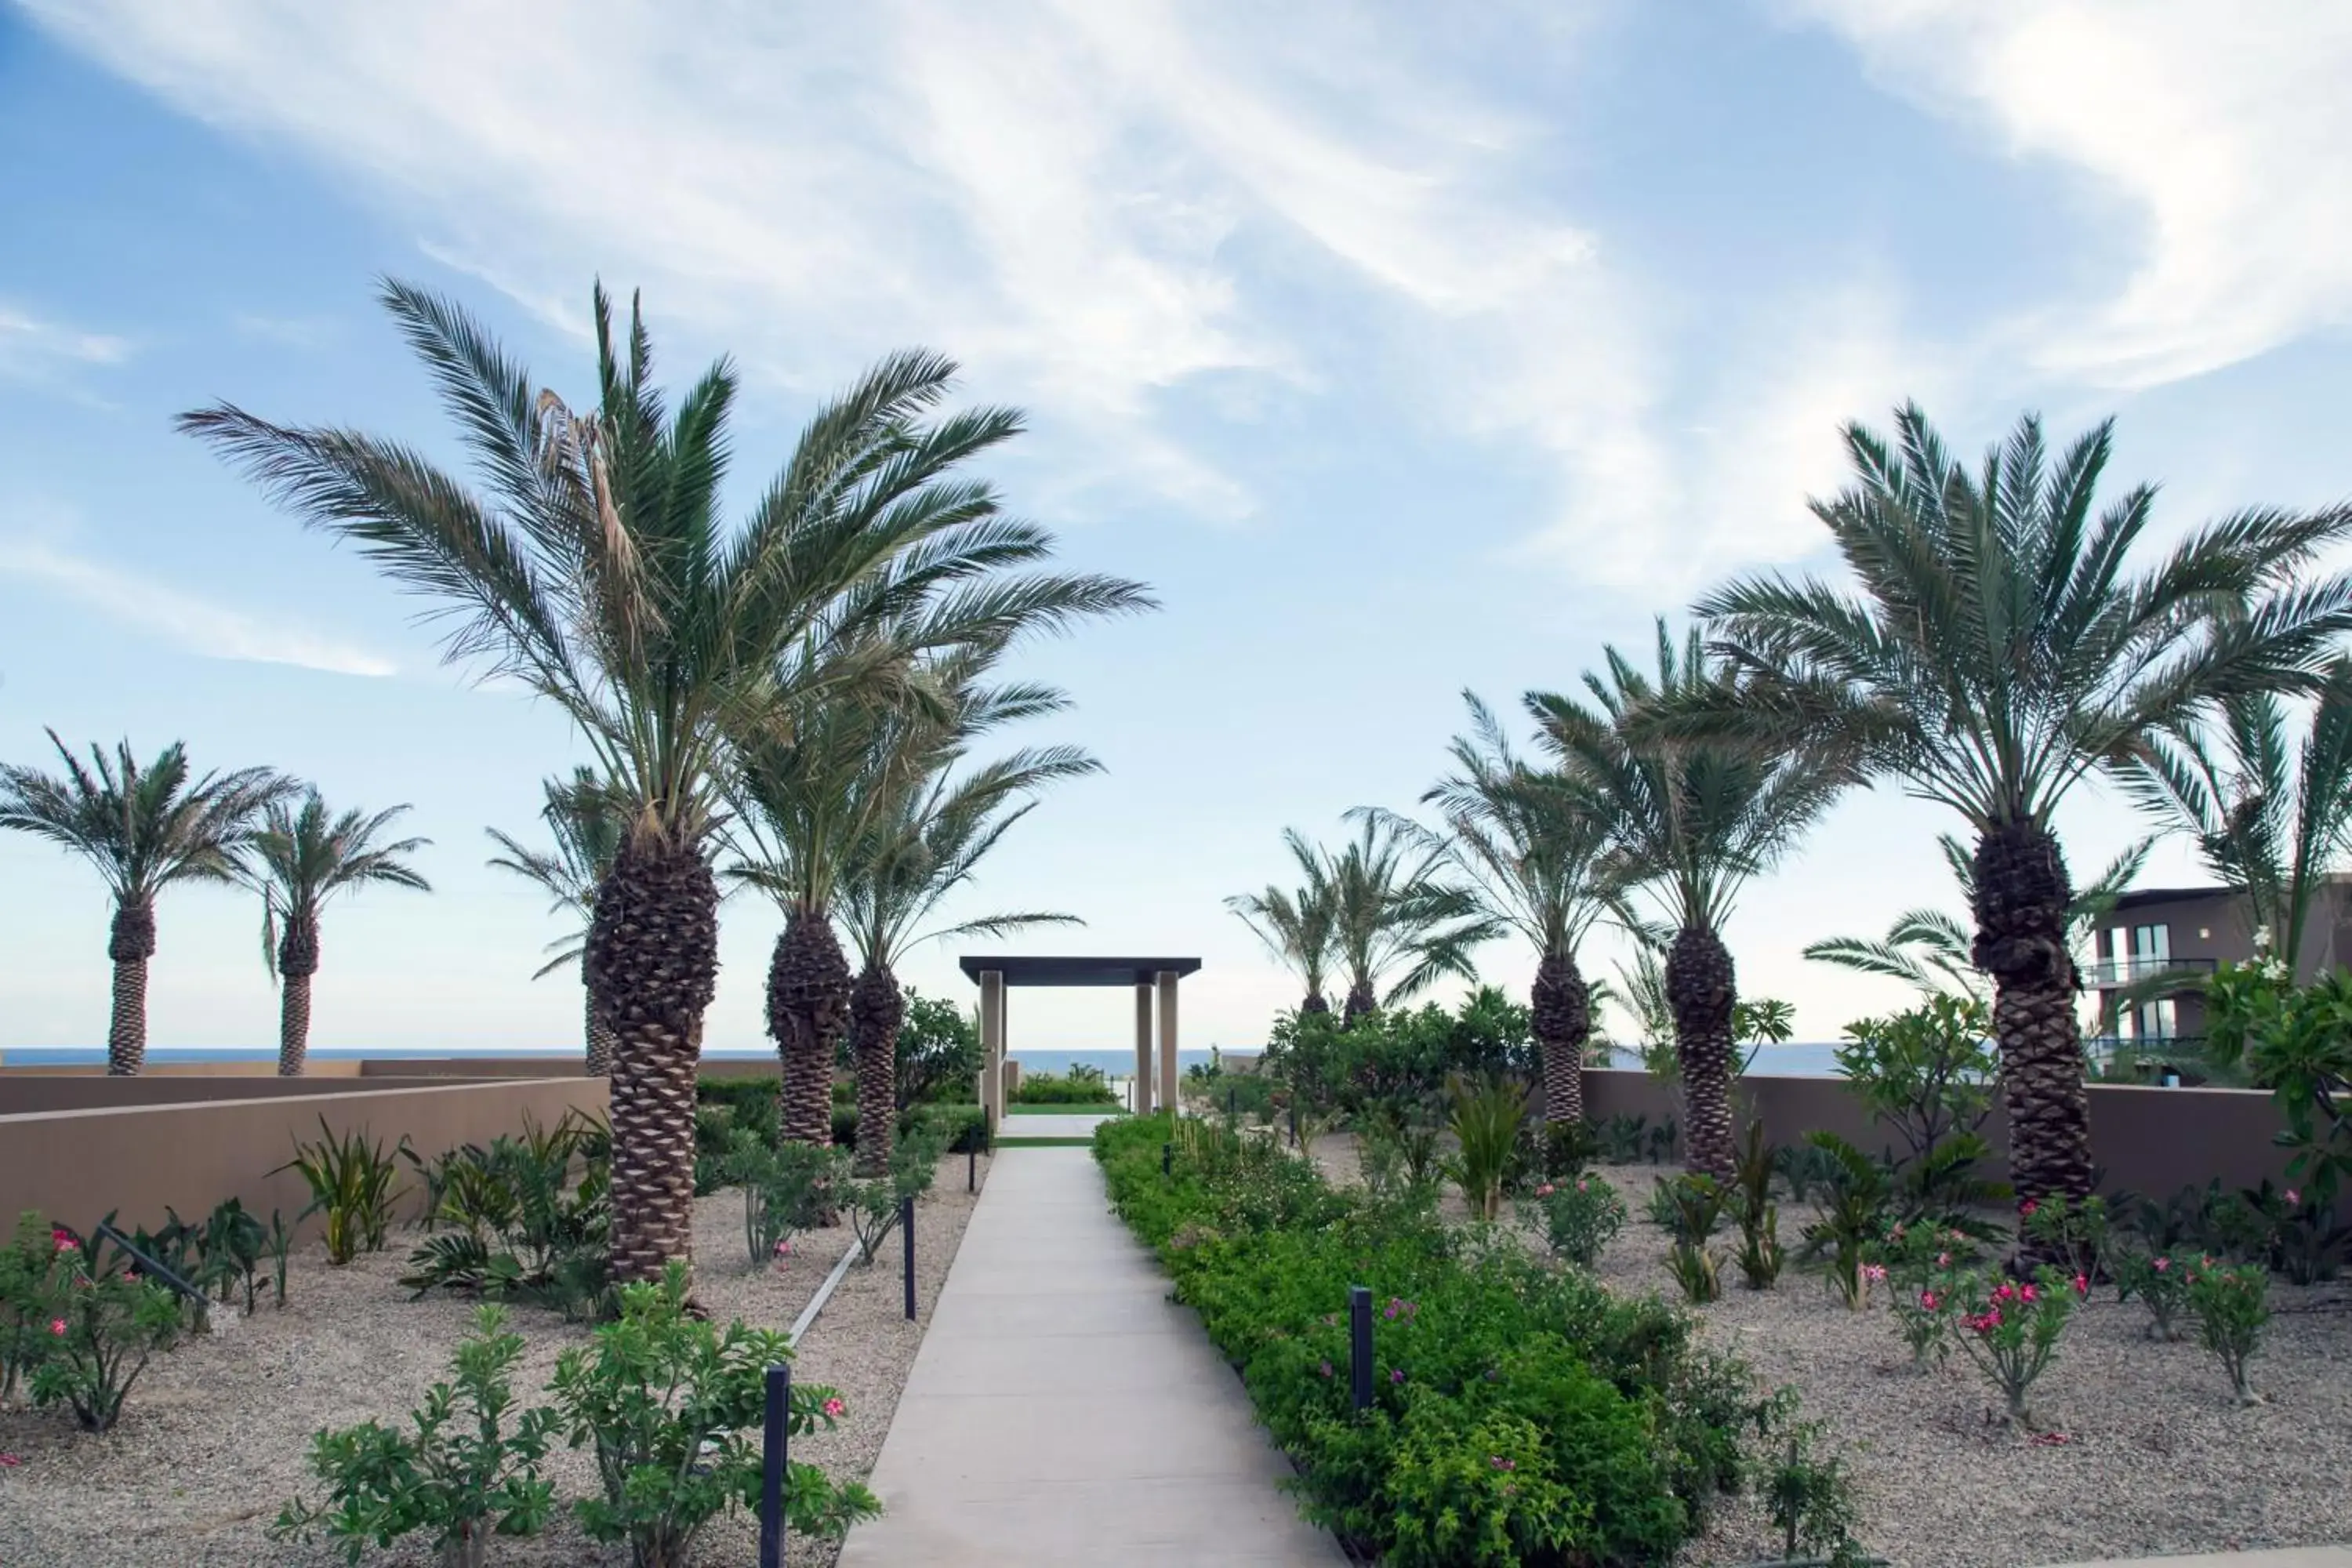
[
  {"left": 0, "top": 1153, "right": 989, "bottom": 1567},
  {"left": 1315, "top": 1130, "right": 2352, "bottom": 1568}
]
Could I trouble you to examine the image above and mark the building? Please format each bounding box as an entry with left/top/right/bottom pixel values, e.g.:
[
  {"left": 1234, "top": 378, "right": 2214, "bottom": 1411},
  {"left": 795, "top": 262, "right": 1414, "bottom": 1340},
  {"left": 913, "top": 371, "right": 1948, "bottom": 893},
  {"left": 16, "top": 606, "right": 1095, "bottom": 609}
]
[{"left": 2088, "top": 877, "right": 2352, "bottom": 1050}]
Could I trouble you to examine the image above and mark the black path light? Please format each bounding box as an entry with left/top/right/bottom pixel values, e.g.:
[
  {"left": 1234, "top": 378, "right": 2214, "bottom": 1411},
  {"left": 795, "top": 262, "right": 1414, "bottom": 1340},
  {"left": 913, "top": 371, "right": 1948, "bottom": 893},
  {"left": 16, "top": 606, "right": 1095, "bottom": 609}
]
[
  {"left": 1348, "top": 1284, "right": 1374, "bottom": 1412},
  {"left": 902, "top": 1194, "right": 917, "bottom": 1321},
  {"left": 759, "top": 1362, "right": 789, "bottom": 1566}
]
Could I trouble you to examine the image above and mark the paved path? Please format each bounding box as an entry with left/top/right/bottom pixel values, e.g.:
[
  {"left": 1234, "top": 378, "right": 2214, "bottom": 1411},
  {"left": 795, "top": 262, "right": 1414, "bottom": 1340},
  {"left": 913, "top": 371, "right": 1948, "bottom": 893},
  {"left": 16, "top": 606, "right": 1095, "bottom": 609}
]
[
  {"left": 996, "top": 1109, "right": 1120, "bottom": 1138},
  {"left": 837, "top": 1146, "right": 1346, "bottom": 1567},
  {"left": 2060, "top": 1552, "right": 2352, "bottom": 1567}
]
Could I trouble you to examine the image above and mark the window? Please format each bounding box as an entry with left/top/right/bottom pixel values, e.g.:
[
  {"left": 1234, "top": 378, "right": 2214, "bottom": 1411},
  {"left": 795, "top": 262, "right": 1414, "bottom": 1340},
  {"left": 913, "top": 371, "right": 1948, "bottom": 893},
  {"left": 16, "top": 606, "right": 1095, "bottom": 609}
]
[{"left": 2129, "top": 997, "right": 2177, "bottom": 1041}]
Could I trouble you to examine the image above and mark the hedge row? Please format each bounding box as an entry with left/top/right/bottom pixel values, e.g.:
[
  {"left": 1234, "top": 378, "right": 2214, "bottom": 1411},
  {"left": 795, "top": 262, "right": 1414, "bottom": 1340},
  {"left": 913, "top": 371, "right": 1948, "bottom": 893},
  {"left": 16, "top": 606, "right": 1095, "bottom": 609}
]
[
  {"left": 696, "top": 1080, "right": 989, "bottom": 1155},
  {"left": 1094, "top": 1115, "right": 1762, "bottom": 1567}
]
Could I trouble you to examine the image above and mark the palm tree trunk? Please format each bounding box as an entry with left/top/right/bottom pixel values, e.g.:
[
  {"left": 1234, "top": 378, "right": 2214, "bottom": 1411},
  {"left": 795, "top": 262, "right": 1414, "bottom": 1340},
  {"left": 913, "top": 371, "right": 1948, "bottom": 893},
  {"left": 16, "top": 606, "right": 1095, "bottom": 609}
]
[
  {"left": 278, "top": 972, "right": 313, "bottom": 1077},
  {"left": 1665, "top": 923, "right": 1737, "bottom": 1180},
  {"left": 583, "top": 980, "right": 618, "bottom": 1078},
  {"left": 106, "top": 898, "right": 156, "bottom": 1076},
  {"left": 770, "top": 909, "right": 851, "bottom": 1147},
  {"left": 1341, "top": 977, "right": 1376, "bottom": 1025},
  {"left": 1302, "top": 990, "right": 1330, "bottom": 1015},
  {"left": 849, "top": 962, "right": 906, "bottom": 1178},
  {"left": 587, "top": 833, "right": 720, "bottom": 1286},
  {"left": 1972, "top": 820, "right": 2093, "bottom": 1215},
  {"left": 1530, "top": 945, "right": 1590, "bottom": 1127},
  {"left": 277, "top": 914, "right": 319, "bottom": 1077}
]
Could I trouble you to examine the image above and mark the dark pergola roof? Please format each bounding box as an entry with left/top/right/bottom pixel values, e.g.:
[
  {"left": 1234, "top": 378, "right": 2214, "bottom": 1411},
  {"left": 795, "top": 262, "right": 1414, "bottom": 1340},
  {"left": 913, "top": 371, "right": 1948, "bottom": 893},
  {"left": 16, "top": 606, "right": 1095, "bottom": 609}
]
[{"left": 957, "top": 956, "right": 1203, "bottom": 988}]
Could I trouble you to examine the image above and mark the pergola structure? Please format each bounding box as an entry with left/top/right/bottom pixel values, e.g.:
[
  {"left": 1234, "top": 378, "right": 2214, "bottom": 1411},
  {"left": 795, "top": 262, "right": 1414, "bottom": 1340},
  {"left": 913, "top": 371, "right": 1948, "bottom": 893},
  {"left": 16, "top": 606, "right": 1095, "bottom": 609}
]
[{"left": 957, "top": 956, "right": 1203, "bottom": 1128}]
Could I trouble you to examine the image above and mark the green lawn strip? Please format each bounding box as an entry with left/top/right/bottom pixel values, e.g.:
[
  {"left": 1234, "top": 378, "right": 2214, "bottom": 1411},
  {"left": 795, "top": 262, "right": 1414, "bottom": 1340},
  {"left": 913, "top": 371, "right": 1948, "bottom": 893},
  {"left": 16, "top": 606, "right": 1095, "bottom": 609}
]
[
  {"left": 1006, "top": 1102, "right": 1123, "bottom": 1115},
  {"left": 993, "top": 1135, "right": 1099, "bottom": 1147}
]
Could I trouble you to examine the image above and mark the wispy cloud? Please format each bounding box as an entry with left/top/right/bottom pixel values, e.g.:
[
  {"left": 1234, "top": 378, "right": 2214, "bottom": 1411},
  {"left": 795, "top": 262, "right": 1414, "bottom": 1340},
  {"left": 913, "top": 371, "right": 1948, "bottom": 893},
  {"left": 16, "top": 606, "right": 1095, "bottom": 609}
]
[
  {"left": 1784, "top": 0, "right": 2352, "bottom": 389},
  {"left": 0, "top": 539, "right": 397, "bottom": 677},
  {"left": 0, "top": 302, "right": 131, "bottom": 383}
]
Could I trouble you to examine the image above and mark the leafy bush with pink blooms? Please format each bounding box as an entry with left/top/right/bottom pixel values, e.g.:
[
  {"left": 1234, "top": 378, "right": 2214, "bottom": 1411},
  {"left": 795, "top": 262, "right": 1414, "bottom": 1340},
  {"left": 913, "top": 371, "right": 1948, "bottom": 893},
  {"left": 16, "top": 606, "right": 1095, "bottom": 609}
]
[
  {"left": 2, "top": 1212, "right": 184, "bottom": 1433},
  {"left": 1944, "top": 1267, "right": 2084, "bottom": 1426},
  {"left": 1519, "top": 1174, "right": 1625, "bottom": 1268}
]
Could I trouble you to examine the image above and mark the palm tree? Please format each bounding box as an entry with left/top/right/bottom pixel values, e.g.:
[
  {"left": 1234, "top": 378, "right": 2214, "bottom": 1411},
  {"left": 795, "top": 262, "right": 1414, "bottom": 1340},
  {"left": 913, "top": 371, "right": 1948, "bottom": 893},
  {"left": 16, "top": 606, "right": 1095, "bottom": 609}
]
[
  {"left": 0, "top": 733, "right": 286, "bottom": 1074},
  {"left": 485, "top": 768, "right": 626, "bottom": 1074},
  {"left": 182, "top": 278, "right": 1148, "bottom": 1281},
  {"left": 1308, "top": 817, "right": 1498, "bottom": 1023},
  {"left": 1530, "top": 621, "right": 1846, "bottom": 1179},
  {"left": 1688, "top": 405, "right": 2352, "bottom": 1207},
  {"left": 248, "top": 790, "right": 432, "bottom": 1075},
  {"left": 1225, "top": 872, "right": 1338, "bottom": 1015},
  {"left": 1362, "top": 692, "right": 1613, "bottom": 1127},
  {"left": 2118, "top": 662, "right": 2352, "bottom": 968},
  {"left": 835, "top": 674, "right": 1096, "bottom": 1173},
  {"left": 1805, "top": 831, "right": 2148, "bottom": 1003}
]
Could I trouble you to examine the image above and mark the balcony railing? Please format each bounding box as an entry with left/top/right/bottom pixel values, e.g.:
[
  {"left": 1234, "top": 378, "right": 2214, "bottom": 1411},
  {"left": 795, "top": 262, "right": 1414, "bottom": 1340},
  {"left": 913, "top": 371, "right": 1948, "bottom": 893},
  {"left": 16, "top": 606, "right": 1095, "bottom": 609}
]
[{"left": 2082, "top": 955, "right": 2216, "bottom": 989}]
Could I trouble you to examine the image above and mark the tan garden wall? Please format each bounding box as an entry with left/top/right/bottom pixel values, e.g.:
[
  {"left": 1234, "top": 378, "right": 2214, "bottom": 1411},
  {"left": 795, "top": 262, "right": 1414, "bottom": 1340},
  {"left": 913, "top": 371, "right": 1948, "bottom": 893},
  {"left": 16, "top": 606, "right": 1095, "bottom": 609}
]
[
  {"left": 0, "top": 1075, "right": 492, "bottom": 1116},
  {"left": 0, "top": 1076, "right": 609, "bottom": 1243},
  {"left": 1581, "top": 1069, "right": 2303, "bottom": 1201}
]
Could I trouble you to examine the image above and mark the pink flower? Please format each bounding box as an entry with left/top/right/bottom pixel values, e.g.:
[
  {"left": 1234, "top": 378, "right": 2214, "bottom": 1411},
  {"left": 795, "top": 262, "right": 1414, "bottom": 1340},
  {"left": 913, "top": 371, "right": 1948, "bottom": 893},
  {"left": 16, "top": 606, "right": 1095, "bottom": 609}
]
[
  {"left": 1862, "top": 1264, "right": 1887, "bottom": 1284},
  {"left": 2071, "top": 1272, "right": 2089, "bottom": 1297},
  {"left": 1390, "top": 1369, "right": 1405, "bottom": 1385},
  {"left": 1919, "top": 1290, "right": 1940, "bottom": 1311},
  {"left": 2152, "top": 1257, "right": 2171, "bottom": 1273},
  {"left": 2020, "top": 1283, "right": 2038, "bottom": 1304},
  {"left": 1575, "top": 1178, "right": 1589, "bottom": 1192},
  {"left": 48, "top": 1319, "right": 65, "bottom": 1336},
  {"left": 2020, "top": 1199, "right": 2039, "bottom": 1218},
  {"left": 49, "top": 1230, "right": 74, "bottom": 1251},
  {"left": 774, "top": 1239, "right": 792, "bottom": 1257},
  {"left": 1319, "top": 1361, "right": 1333, "bottom": 1378},
  {"left": 0, "top": 1453, "right": 19, "bottom": 1468},
  {"left": 1385, "top": 1300, "right": 1399, "bottom": 1320},
  {"left": 2285, "top": 1188, "right": 2302, "bottom": 1207},
  {"left": 1535, "top": 1183, "right": 1555, "bottom": 1198},
  {"left": 1936, "top": 1251, "right": 1951, "bottom": 1268},
  {"left": 1489, "top": 1455, "right": 1516, "bottom": 1471},
  {"left": 822, "top": 1397, "right": 846, "bottom": 1418}
]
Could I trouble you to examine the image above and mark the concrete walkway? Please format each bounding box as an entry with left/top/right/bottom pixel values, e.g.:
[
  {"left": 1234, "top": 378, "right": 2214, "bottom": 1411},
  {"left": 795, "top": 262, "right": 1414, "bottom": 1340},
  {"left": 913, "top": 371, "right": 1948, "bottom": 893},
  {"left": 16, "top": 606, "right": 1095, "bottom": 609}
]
[
  {"left": 837, "top": 1146, "right": 1346, "bottom": 1566},
  {"left": 2060, "top": 1552, "right": 2352, "bottom": 1567},
  {"left": 995, "top": 1109, "right": 1120, "bottom": 1138}
]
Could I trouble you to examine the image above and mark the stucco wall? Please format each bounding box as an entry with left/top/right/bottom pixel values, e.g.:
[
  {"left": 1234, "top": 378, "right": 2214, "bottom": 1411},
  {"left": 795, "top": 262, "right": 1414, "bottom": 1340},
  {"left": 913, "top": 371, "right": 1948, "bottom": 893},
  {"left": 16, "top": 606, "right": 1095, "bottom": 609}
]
[
  {"left": 0, "top": 1076, "right": 610, "bottom": 1242},
  {"left": 1581, "top": 1069, "right": 2303, "bottom": 1202}
]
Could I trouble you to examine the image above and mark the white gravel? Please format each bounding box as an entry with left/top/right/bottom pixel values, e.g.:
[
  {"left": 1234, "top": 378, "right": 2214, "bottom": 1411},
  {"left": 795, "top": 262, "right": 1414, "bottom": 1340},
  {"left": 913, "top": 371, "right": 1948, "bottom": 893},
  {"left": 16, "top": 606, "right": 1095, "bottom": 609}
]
[
  {"left": 1308, "top": 1134, "right": 2352, "bottom": 1567},
  {"left": 0, "top": 1154, "right": 989, "bottom": 1567}
]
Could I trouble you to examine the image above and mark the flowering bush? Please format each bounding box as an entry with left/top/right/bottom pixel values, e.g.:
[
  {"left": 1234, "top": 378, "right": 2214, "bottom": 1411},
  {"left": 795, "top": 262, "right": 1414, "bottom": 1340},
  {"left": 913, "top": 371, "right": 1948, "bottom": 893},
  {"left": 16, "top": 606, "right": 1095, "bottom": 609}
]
[
  {"left": 1519, "top": 1174, "right": 1625, "bottom": 1269},
  {"left": 2020, "top": 1193, "right": 2111, "bottom": 1282},
  {"left": 1944, "top": 1268, "right": 2082, "bottom": 1426},
  {"left": 2183, "top": 1259, "right": 2270, "bottom": 1406},
  {"left": 2111, "top": 1250, "right": 2189, "bottom": 1342},
  {"left": 5, "top": 1214, "right": 183, "bottom": 1433}
]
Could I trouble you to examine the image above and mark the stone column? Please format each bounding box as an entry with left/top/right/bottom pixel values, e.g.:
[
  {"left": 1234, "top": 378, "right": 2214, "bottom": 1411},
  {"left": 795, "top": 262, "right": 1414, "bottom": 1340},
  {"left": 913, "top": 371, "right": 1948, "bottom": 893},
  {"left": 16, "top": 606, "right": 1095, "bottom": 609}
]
[
  {"left": 1134, "top": 980, "right": 1155, "bottom": 1115},
  {"left": 980, "top": 970, "right": 1005, "bottom": 1132},
  {"left": 1156, "top": 970, "right": 1179, "bottom": 1118}
]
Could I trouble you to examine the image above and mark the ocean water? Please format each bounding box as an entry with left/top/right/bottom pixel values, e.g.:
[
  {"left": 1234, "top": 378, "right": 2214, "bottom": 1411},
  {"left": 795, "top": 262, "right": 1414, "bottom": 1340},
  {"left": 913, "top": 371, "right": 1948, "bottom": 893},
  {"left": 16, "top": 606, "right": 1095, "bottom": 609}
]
[{"left": 2, "top": 1041, "right": 1848, "bottom": 1076}]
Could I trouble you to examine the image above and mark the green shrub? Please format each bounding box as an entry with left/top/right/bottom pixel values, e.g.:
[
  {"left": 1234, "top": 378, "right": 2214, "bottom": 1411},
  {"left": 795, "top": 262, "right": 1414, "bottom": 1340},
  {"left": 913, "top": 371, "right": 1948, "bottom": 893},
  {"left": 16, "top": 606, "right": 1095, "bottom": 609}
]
[
  {"left": 547, "top": 1264, "right": 878, "bottom": 1565},
  {"left": 1012, "top": 1066, "right": 1120, "bottom": 1105},
  {"left": 272, "top": 1304, "right": 558, "bottom": 1566},
  {"left": 1760, "top": 1422, "right": 1875, "bottom": 1567},
  {"left": 2112, "top": 1248, "right": 2189, "bottom": 1342},
  {"left": 400, "top": 1116, "right": 611, "bottom": 1322},
  {"left": 2185, "top": 1258, "right": 2270, "bottom": 1406},
  {"left": 275, "top": 1119, "right": 411, "bottom": 1265},
  {"left": 727, "top": 1138, "right": 844, "bottom": 1271},
  {"left": 897, "top": 989, "right": 983, "bottom": 1106},
  {"left": 1444, "top": 1074, "right": 1528, "bottom": 1222},
  {"left": 1093, "top": 1115, "right": 1758, "bottom": 1566}
]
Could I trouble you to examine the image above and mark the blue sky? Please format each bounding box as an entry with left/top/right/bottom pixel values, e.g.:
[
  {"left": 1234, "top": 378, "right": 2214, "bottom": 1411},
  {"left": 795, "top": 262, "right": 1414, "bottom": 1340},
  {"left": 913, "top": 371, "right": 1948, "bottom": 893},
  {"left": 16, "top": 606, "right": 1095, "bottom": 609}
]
[{"left": 3, "top": 2, "right": 2350, "bottom": 1056}]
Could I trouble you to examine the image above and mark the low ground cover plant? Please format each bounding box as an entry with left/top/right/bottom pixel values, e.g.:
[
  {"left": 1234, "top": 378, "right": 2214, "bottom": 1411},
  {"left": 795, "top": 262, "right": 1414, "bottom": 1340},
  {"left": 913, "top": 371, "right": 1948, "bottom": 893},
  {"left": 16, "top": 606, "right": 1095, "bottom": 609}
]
[
  {"left": 1097, "top": 1115, "right": 1763, "bottom": 1567},
  {"left": 1943, "top": 1267, "right": 2082, "bottom": 1427},
  {"left": 1519, "top": 1174, "right": 1624, "bottom": 1268},
  {"left": 400, "top": 1113, "right": 612, "bottom": 1321},
  {"left": 1011, "top": 1065, "right": 1119, "bottom": 1105}
]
